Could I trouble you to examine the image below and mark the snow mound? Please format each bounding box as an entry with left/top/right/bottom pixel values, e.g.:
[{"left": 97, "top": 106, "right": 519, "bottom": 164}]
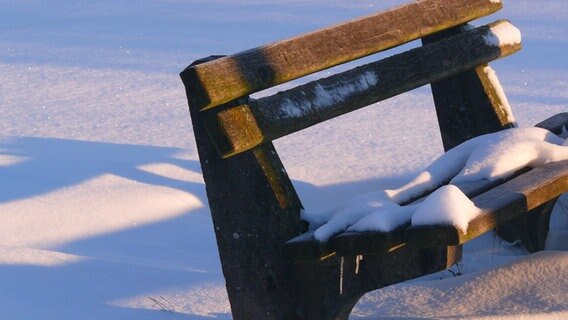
[
  {"left": 452, "top": 127, "right": 568, "bottom": 183},
  {"left": 411, "top": 185, "right": 482, "bottom": 233},
  {"left": 352, "top": 251, "right": 568, "bottom": 319},
  {"left": 348, "top": 204, "right": 416, "bottom": 233},
  {"left": 304, "top": 190, "right": 396, "bottom": 241},
  {"left": 389, "top": 127, "right": 566, "bottom": 202}
]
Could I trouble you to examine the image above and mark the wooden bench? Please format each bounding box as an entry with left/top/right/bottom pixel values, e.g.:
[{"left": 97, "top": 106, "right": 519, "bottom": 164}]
[{"left": 180, "top": 1, "right": 568, "bottom": 319}]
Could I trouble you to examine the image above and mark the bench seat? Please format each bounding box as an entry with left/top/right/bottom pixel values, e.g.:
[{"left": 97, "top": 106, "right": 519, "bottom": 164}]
[{"left": 284, "top": 113, "right": 568, "bottom": 262}]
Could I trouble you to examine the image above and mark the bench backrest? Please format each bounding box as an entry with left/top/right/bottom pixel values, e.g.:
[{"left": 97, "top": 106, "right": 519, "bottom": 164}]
[{"left": 182, "top": 0, "right": 519, "bottom": 158}]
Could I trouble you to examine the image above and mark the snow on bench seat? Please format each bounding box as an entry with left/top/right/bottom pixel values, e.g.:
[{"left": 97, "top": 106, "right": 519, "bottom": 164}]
[
  {"left": 284, "top": 113, "right": 568, "bottom": 262},
  {"left": 282, "top": 169, "right": 532, "bottom": 261}
]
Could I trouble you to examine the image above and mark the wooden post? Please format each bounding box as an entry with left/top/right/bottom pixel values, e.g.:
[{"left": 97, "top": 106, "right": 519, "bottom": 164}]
[{"left": 182, "top": 56, "right": 307, "bottom": 319}]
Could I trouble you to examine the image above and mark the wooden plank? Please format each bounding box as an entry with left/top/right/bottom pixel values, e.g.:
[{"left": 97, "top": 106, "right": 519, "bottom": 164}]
[
  {"left": 182, "top": 0, "right": 503, "bottom": 111},
  {"left": 405, "top": 160, "right": 568, "bottom": 248},
  {"left": 204, "top": 20, "right": 521, "bottom": 158}
]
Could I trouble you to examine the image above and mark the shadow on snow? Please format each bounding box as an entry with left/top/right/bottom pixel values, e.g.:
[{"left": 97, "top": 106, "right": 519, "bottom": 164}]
[{"left": 0, "top": 136, "right": 408, "bottom": 319}]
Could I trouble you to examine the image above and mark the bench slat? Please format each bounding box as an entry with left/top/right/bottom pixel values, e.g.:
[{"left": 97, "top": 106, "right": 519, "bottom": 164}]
[
  {"left": 205, "top": 20, "right": 521, "bottom": 159},
  {"left": 405, "top": 160, "right": 568, "bottom": 247},
  {"left": 182, "top": 0, "right": 502, "bottom": 111}
]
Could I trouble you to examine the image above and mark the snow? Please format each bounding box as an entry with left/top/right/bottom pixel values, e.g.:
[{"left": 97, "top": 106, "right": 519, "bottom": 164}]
[
  {"left": 411, "top": 185, "right": 482, "bottom": 233},
  {"left": 452, "top": 127, "right": 567, "bottom": 183},
  {"left": 483, "top": 21, "right": 522, "bottom": 47},
  {"left": 348, "top": 203, "right": 416, "bottom": 233},
  {"left": 278, "top": 71, "right": 378, "bottom": 119},
  {"left": 391, "top": 127, "right": 566, "bottom": 193},
  {"left": 305, "top": 190, "right": 398, "bottom": 240},
  {"left": 0, "top": 0, "right": 567, "bottom": 319},
  {"left": 352, "top": 250, "right": 568, "bottom": 319}
]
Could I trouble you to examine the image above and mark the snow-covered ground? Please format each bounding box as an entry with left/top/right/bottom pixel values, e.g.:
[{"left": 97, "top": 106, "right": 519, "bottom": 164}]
[{"left": 0, "top": 0, "right": 566, "bottom": 319}]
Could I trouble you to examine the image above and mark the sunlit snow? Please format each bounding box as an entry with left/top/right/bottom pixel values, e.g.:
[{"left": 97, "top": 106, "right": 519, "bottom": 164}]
[{"left": 0, "top": 0, "right": 567, "bottom": 319}]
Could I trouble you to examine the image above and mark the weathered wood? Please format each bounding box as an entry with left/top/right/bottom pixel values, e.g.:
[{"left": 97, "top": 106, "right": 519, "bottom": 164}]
[
  {"left": 180, "top": 1, "right": 534, "bottom": 318},
  {"left": 405, "top": 160, "right": 568, "bottom": 248},
  {"left": 287, "top": 245, "right": 461, "bottom": 319},
  {"left": 204, "top": 20, "right": 521, "bottom": 158},
  {"left": 183, "top": 56, "right": 309, "bottom": 319},
  {"left": 184, "top": 0, "right": 503, "bottom": 111},
  {"left": 424, "top": 24, "right": 518, "bottom": 151}
]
